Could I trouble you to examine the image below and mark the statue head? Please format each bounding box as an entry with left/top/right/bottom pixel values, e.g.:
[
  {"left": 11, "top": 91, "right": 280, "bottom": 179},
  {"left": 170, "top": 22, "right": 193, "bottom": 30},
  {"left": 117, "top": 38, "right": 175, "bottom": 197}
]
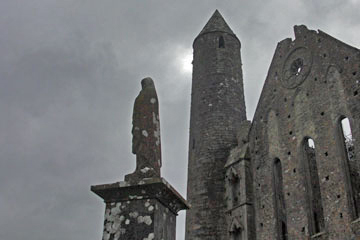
[{"left": 141, "top": 77, "right": 155, "bottom": 89}]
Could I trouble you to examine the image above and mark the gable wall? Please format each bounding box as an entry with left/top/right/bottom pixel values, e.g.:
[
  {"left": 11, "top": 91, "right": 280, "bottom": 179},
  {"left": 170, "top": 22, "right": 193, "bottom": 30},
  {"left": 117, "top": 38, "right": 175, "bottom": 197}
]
[{"left": 249, "top": 25, "right": 360, "bottom": 239}]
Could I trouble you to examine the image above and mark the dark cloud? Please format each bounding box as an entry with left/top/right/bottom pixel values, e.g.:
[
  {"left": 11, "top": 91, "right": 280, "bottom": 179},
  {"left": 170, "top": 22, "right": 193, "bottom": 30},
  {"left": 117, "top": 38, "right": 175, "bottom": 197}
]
[{"left": 1, "top": 0, "right": 359, "bottom": 239}]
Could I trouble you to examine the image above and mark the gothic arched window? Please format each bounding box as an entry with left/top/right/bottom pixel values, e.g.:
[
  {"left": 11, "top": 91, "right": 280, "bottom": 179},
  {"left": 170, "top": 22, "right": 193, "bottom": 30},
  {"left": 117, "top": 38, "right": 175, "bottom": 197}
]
[
  {"left": 272, "top": 158, "right": 288, "bottom": 240},
  {"left": 229, "top": 217, "right": 243, "bottom": 240},
  {"left": 303, "top": 138, "right": 325, "bottom": 235},
  {"left": 339, "top": 117, "right": 359, "bottom": 219}
]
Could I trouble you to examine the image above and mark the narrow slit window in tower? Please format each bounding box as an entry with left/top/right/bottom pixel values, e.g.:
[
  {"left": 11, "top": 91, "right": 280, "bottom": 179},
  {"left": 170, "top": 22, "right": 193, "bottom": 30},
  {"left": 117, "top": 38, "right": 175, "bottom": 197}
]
[
  {"left": 272, "top": 158, "right": 288, "bottom": 240},
  {"left": 219, "top": 36, "right": 225, "bottom": 48},
  {"left": 340, "top": 117, "right": 359, "bottom": 219}
]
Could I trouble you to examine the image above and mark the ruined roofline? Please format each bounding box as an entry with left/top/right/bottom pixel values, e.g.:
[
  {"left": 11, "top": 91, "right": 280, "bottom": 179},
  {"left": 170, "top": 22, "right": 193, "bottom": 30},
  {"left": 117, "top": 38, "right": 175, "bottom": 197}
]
[
  {"left": 279, "top": 25, "right": 359, "bottom": 52},
  {"left": 250, "top": 25, "right": 307, "bottom": 126},
  {"left": 250, "top": 24, "right": 360, "bottom": 127},
  {"left": 317, "top": 29, "right": 360, "bottom": 52}
]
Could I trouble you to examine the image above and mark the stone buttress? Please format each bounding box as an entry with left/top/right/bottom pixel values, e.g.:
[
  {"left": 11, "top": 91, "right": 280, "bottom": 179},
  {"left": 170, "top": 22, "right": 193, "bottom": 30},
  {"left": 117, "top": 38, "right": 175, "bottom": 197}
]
[{"left": 225, "top": 120, "right": 256, "bottom": 240}]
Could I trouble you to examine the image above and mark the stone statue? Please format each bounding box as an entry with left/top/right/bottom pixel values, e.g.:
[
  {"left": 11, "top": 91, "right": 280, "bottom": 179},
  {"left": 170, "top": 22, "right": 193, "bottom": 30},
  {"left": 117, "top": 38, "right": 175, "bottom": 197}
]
[{"left": 125, "top": 77, "right": 161, "bottom": 183}]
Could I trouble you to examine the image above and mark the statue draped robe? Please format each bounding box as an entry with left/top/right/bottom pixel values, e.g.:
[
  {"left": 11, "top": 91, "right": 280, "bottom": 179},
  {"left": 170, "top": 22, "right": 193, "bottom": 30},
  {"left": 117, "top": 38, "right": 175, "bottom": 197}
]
[{"left": 125, "top": 78, "right": 161, "bottom": 183}]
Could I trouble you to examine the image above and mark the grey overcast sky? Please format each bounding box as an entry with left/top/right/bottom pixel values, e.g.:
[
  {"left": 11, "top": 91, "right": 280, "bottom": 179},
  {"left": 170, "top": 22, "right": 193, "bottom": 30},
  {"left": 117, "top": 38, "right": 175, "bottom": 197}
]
[{"left": 1, "top": 0, "right": 360, "bottom": 239}]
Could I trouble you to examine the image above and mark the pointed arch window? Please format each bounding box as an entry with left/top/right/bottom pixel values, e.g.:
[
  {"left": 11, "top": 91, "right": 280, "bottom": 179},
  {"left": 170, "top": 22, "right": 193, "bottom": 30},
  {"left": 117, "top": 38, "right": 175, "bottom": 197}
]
[
  {"left": 303, "top": 138, "right": 325, "bottom": 235},
  {"left": 339, "top": 117, "right": 359, "bottom": 219},
  {"left": 229, "top": 217, "right": 243, "bottom": 240},
  {"left": 219, "top": 36, "right": 225, "bottom": 48},
  {"left": 272, "top": 158, "right": 288, "bottom": 240}
]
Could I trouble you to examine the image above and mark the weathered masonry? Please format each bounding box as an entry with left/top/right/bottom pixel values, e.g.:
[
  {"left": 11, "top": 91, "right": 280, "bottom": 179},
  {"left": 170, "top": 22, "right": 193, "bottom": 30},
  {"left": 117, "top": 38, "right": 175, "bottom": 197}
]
[
  {"left": 185, "top": 10, "right": 360, "bottom": 240},
  {"left": 91, "top": 10, "right": 360, "bottom": 240},
  {"left": 92, "top": 78, "right": 189, "bottom": 240},
  {"left": 185, "top": 10, "right": 247, "bottom": 240},
  {"left": 91, "top": 178, "right": 188, "bottom": 240},
  {"left": 248, "top": 25, "right": 360, "bottom": 240}
]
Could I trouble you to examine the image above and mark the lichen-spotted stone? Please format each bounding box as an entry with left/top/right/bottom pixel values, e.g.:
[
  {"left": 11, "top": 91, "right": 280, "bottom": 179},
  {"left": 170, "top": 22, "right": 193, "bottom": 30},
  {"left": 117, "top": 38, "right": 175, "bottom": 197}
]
[{"left": 125, "top": 77, "right": 162, "bottom": 183}]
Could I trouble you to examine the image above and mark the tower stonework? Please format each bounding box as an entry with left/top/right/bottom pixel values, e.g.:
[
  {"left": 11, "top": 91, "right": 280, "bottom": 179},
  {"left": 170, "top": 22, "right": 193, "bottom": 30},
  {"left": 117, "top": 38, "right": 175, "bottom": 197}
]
[
  {"left": 91, "top": 11, "right": 360, "bottom": 240},
  {"left": 185, "top": 10, "right": 247, "bottom": 240}
]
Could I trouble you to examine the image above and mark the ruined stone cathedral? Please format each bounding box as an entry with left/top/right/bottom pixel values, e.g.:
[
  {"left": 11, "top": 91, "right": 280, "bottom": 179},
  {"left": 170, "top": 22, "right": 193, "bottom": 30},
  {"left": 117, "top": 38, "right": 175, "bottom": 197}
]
[{"left": 92, "top": 10, "right": 360, "bottom": 240}]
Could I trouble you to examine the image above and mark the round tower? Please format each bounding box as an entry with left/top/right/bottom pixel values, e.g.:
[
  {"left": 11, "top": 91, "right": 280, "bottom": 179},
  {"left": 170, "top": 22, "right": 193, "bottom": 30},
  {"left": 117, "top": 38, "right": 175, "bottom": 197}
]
[{"left": 185, "top": 10, "right": 247, "bottom": 240}]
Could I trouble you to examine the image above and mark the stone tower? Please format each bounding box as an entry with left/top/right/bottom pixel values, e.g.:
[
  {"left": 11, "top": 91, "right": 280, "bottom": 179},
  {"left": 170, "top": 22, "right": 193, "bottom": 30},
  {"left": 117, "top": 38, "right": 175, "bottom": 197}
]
[{"left": 185, "top": 10, "right": 247, "bottom": 239}]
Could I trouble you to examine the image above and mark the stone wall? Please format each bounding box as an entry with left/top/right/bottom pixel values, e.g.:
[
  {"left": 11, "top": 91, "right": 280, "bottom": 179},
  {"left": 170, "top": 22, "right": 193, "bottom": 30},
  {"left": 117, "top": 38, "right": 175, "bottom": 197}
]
[{"left": 249, "top": 25, "right": 360, "bottom": 239}]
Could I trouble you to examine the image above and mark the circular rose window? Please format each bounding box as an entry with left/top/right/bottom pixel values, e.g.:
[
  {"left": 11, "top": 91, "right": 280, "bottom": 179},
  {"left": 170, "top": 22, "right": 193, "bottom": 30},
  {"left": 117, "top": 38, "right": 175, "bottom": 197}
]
[{"left": 281, "top": 47, "right": 312, "bottom": 89}]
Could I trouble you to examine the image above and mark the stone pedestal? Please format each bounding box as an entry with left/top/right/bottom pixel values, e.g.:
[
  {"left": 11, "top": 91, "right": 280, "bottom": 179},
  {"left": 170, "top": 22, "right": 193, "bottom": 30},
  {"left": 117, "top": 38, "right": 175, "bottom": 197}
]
[{"left": 91, "top": 177, "right": 189, "bottom": 240}]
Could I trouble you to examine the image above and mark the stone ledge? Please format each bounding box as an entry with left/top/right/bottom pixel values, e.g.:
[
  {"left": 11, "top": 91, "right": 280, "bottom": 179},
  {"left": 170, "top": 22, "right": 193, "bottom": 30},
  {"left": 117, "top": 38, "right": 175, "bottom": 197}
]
[
  {"left": 91, "top": 177, "right": 189, "bottom": 215},
  {"left": 351, "top": 217, "right": 360, "bottom": 236},
  {"left": 310, "top": 231, "right": 327, "bottom": 239},
  {"left": 225, "top": 202, "right": 253, "bottom": 213}
]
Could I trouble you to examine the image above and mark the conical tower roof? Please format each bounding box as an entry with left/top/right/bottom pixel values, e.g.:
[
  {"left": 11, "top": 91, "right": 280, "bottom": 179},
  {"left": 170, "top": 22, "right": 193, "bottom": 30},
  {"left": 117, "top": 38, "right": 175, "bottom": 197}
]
[{"left": 198, "top": 10, "right": 235, "bottom": 36}]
